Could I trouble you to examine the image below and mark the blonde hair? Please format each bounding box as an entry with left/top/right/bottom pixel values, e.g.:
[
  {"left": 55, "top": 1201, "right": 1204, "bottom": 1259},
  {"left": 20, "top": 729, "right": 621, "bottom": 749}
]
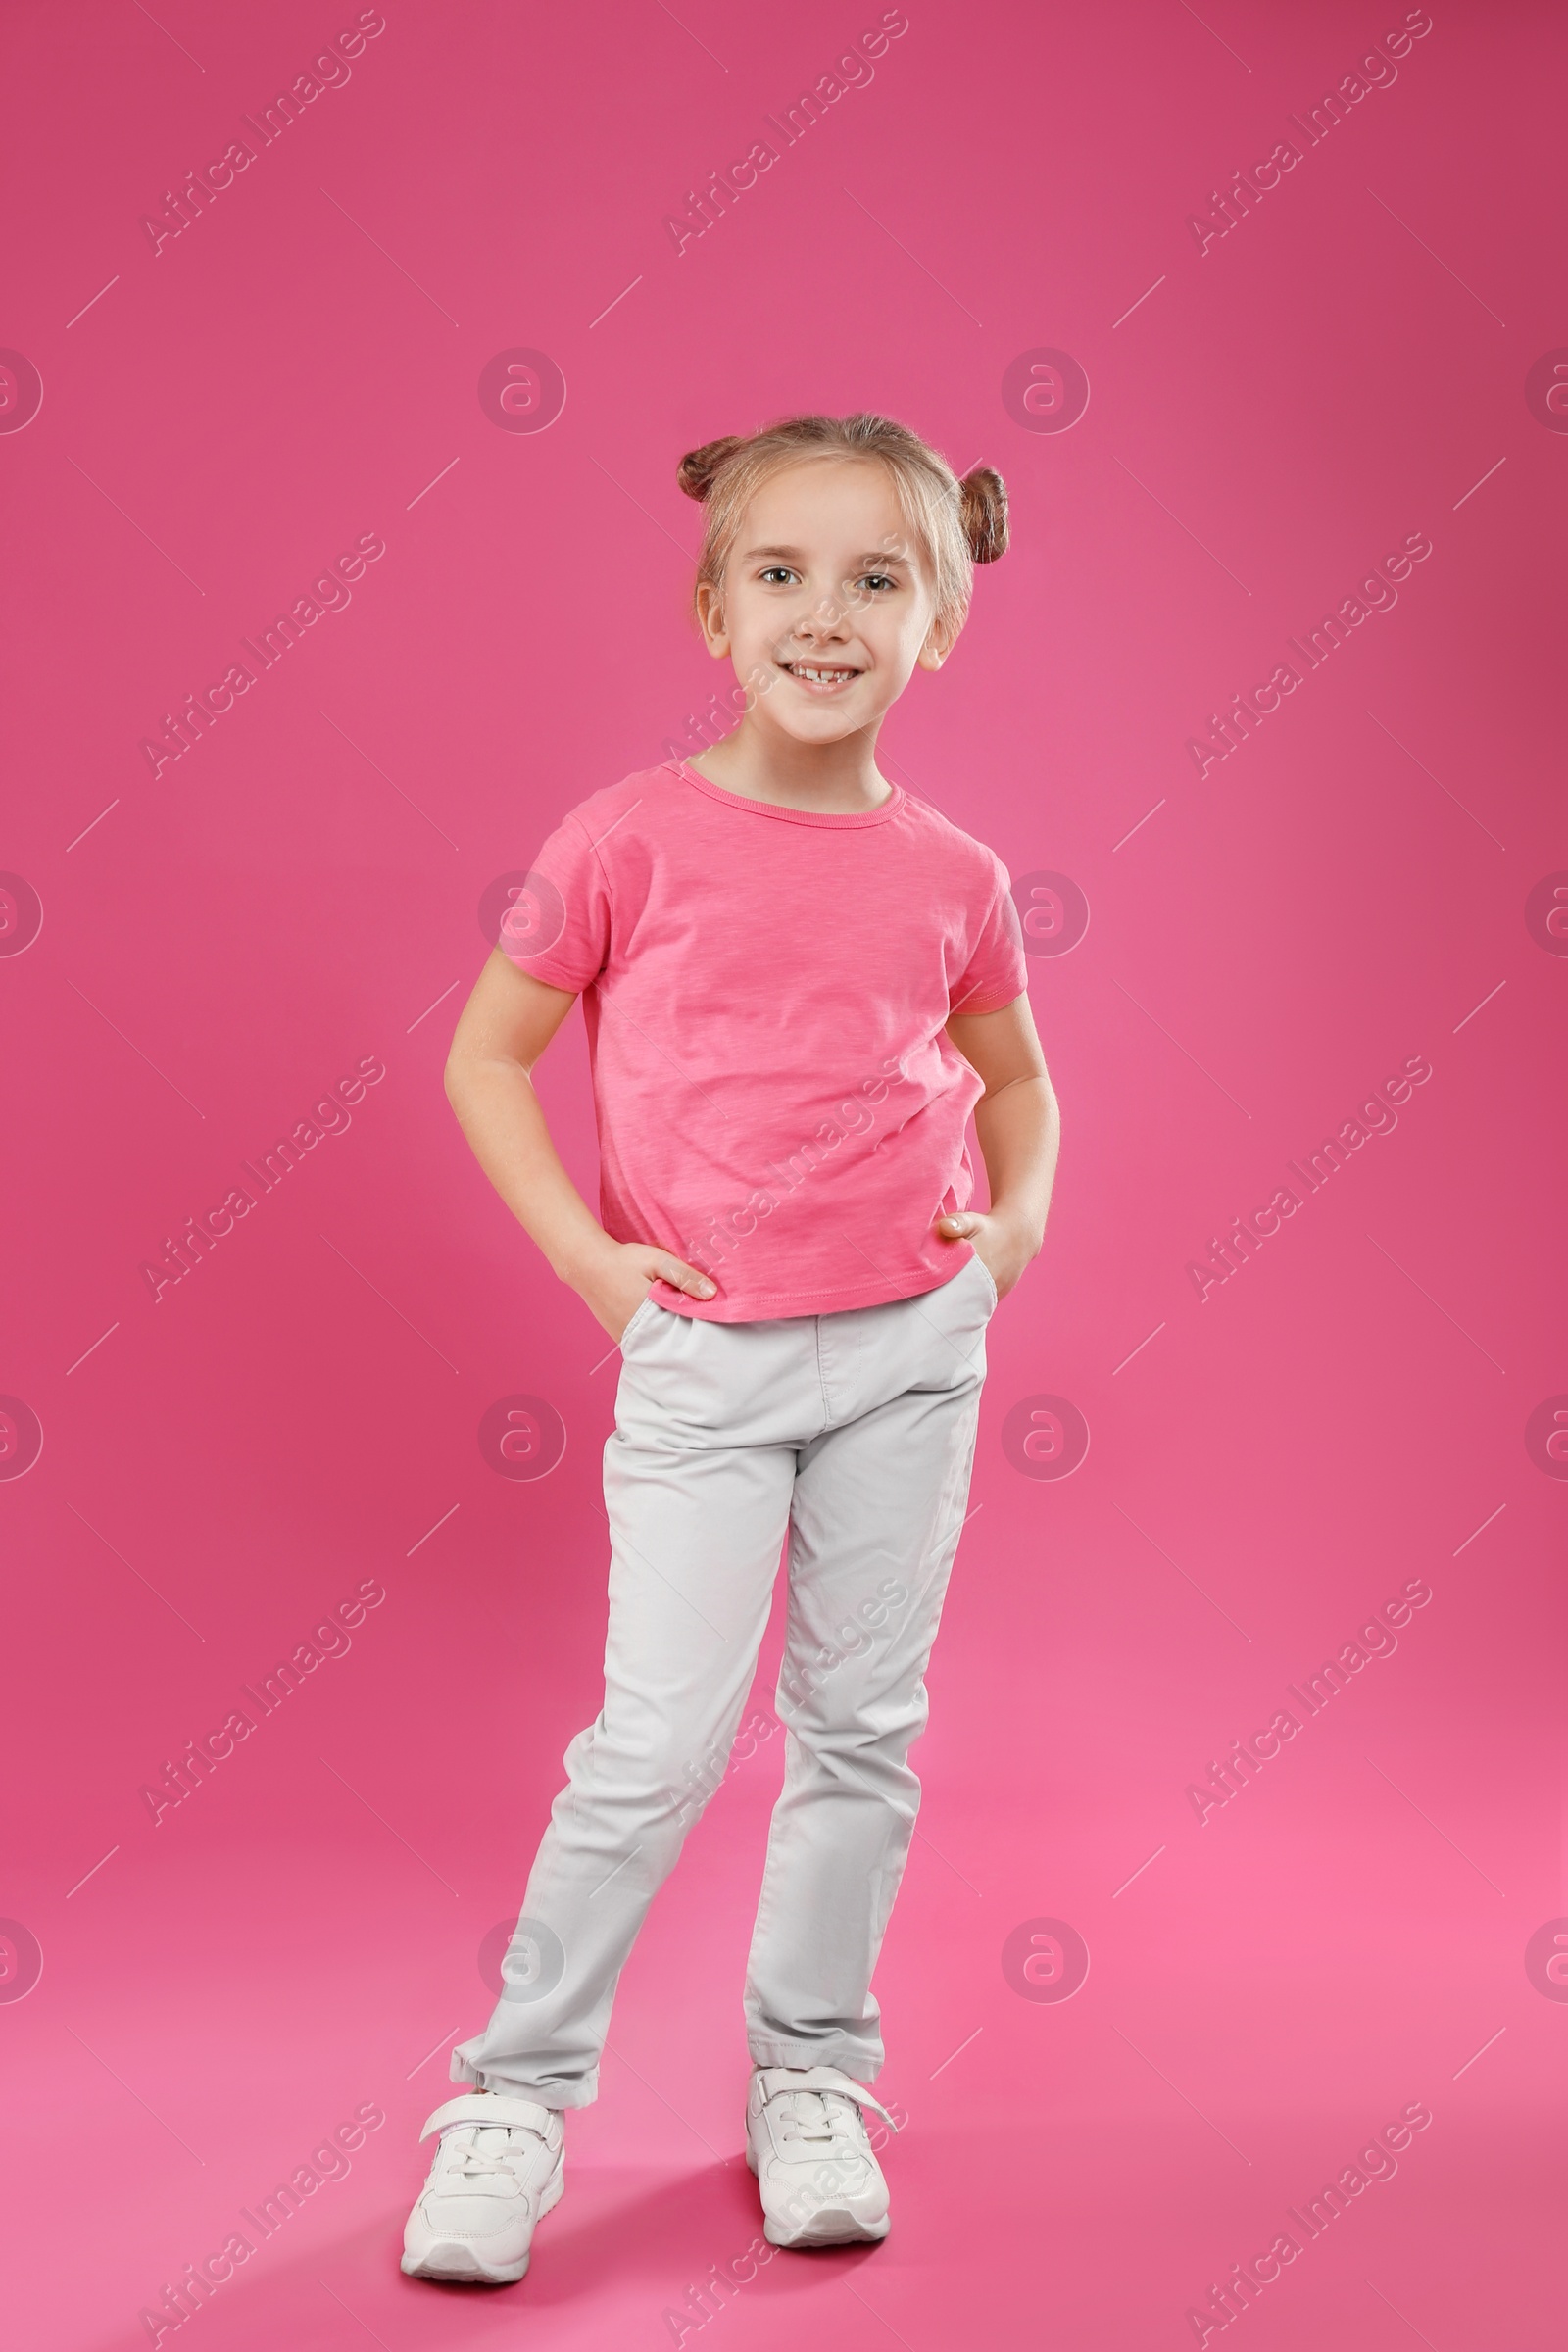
[{"left": 676, "top": 412, "right": 1007, "bottom": 648}]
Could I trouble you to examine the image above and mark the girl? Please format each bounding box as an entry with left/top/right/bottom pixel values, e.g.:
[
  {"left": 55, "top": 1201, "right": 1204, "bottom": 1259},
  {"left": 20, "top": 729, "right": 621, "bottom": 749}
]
[{"left": 401, "top": 412, "right": 1060, "bottom": 2284}]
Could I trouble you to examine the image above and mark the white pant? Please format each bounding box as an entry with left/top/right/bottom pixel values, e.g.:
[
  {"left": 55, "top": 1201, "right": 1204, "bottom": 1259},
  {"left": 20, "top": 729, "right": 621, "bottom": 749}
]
[{"left": 451, "top": 1249, "right": 997, "bottom": 2106}]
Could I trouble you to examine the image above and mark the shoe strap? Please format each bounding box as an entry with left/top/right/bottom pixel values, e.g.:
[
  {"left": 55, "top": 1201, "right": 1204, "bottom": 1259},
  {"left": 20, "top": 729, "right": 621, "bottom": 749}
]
[
  {"left": 421, "top": 2091, "right": 556, "bottom": 2140},
  {"left": 753, "top": 2065, "right": 899, "bottom": 2132}
]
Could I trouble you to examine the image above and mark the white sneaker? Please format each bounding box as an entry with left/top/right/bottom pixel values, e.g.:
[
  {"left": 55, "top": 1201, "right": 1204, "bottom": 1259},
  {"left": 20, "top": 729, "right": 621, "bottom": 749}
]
[
  {"left": 400, "top": 2091, "right": 564, "bottom": 2284},
  {"left": 745, "top": 2065, "right": 898, "bottom": 2248}
]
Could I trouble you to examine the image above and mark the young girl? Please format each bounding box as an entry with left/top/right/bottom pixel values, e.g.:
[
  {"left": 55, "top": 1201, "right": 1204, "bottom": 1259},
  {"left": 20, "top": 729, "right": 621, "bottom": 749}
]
[{"left": 401, "top": 412, "right": 1060, "bottom": 2285}]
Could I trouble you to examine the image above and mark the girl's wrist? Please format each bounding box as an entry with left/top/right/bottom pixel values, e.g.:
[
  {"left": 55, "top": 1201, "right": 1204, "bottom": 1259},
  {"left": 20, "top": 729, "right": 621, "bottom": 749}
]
[
  {"left": 553, "top": 1226, "right": 616, "bottom": 1291},
  {"left": 985, "top": 1200, "right": 1046, "bottom": 1259}
]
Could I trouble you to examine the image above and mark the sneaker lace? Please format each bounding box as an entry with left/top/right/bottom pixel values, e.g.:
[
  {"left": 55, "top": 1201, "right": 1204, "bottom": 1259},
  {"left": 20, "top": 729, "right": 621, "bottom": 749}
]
[
  {"left": 758, "top": 2068, "right": 897, "bottom": 2157},
  {"left": 773, "top": 2089, "right": 862, "bottom": 2154},
  {"left": 445, "top": 2123, "right": 540, "bottom": 2180}
]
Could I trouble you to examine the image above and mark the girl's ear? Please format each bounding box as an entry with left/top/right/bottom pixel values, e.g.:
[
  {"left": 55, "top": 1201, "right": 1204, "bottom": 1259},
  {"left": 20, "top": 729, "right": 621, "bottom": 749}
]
[
  {"left": 695, "top": 578, "right": 730, "bottom": 657},
  {"left": 917, "top": 612, "right": 962, "bottom": 671}
]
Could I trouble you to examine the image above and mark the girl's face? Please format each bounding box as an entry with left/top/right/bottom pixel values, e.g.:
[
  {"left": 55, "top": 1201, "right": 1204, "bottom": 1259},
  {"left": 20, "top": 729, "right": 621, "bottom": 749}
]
[{"left": 697, "top": 458, "right": 954, "bottom": 748}]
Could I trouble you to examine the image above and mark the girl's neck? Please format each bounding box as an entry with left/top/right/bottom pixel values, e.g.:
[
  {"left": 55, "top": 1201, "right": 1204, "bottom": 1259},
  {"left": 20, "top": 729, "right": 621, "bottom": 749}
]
[{"left": 684, "top": 718, "right": 894, "bottom": 814}]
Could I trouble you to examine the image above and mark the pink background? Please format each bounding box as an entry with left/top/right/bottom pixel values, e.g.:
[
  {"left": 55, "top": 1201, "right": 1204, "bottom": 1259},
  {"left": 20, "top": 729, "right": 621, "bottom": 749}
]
[{"left": 2, "top": 2, "right": 1564, "bottom": 2345}]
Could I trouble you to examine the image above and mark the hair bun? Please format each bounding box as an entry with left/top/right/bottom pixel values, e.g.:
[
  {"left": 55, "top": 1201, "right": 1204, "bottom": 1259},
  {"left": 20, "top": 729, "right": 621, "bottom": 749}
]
[
  {"left": 958, "top": 465, "right": 1008, "bottom": 564},
  {"left": 676, "top": 437, "right": 747, "bottom": 502}
]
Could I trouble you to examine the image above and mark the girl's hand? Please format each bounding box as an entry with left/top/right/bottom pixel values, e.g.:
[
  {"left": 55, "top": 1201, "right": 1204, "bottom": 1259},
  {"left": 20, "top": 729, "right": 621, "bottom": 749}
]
[
  {"left": 575, "top": 1237, "right": 717, "bottom": 1342},
  {"left": 933, "top": 1207, "right": 1038, "bottom": 1300}
]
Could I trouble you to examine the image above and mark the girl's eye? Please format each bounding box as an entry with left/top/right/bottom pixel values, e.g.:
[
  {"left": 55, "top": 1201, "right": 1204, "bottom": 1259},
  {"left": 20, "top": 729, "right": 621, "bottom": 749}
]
[
  {"left": 760, "top": 566, "right": 798, "bottom": 585},
  {"left": 859, "top": 574, "right": 897, "bottom": 594}
]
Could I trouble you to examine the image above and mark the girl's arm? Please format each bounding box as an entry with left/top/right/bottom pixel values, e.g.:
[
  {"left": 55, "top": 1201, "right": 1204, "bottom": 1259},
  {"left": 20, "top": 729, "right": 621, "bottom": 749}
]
[
  {"left": 444, "top": 949, "right": 717, "bottom": 1340},
  {"left": 938, "top": 994, "right": 1060, "bottom": 1298}
]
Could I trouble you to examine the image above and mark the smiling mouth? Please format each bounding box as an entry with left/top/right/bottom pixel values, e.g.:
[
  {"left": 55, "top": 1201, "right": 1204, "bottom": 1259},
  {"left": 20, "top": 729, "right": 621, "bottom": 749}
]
[{"left": 780, "top": 661, "right": 862, "bottom": 692}]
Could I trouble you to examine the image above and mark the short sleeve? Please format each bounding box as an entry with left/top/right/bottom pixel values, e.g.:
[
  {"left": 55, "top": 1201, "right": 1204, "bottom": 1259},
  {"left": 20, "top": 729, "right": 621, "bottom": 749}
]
[
  {"left": 497, "top": 813, "right": 612, "bottom": 994},
  {"left": 950, "top": 861, "right": 1027, "bottom": 1017}
]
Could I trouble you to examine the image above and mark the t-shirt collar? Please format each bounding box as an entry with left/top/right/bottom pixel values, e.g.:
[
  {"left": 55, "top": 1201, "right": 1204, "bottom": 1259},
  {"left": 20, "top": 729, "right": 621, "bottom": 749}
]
[{"left": 667, "top": 760, "right": 905, "bottom": 829}]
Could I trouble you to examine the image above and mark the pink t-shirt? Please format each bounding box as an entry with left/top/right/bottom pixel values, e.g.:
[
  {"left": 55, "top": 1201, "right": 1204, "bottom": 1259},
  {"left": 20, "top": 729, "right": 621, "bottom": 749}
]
[{"left": 501, "top": 760, "right": 1028, "bottom": 1322}]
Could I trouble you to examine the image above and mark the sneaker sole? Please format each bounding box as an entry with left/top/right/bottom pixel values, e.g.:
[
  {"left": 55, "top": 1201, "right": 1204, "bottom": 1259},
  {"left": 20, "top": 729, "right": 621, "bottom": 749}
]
[
  {"left": 401, "top": 2166, "right": 564, "bottom": 2284},
  {"left": 762, "top": 2205, "right": 891, "bottom": 2249}
]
